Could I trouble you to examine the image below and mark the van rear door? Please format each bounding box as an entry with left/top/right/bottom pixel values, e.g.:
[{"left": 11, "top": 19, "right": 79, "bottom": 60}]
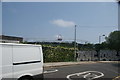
[
  {"left": 2, "top": 44, "right": 13, "bottom": 79},
  {"left": 0, "top": 44, "right": 2, "bottom": 80}
]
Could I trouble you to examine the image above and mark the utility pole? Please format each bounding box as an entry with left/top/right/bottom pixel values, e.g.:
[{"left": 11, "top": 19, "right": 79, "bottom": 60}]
[
  {"left": 74, "top": 25, "right": 77, "bottom": 61},
  {"left": 98, "top": 34, "right": 105, "bottom": 61}
]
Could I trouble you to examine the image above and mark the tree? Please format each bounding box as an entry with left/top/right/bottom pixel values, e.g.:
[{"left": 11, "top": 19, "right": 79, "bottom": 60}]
[{"left": 106, "top": 31, "right": 120, "bottom": 56}]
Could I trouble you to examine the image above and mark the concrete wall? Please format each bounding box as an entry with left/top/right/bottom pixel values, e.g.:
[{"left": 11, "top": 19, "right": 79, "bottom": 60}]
[{"left": 77, "top": 50, "right": 120, "bottom": 61}]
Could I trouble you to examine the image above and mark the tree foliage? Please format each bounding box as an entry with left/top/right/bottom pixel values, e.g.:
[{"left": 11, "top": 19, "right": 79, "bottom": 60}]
[{"left": 106, "top": 31, "right": 120, "bottom": 51}]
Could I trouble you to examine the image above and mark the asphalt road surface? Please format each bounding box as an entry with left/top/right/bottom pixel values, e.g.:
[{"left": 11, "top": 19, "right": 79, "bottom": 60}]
[{"left": 44, "top": 62, "right": 120, "bottom": 80}]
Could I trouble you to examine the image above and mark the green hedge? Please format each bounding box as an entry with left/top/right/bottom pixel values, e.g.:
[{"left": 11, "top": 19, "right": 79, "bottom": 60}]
[{"left": 43, "top": 46, "right": 74, "bottom": 62}]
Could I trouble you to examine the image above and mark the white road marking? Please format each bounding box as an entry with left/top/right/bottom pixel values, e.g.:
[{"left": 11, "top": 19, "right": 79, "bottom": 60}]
[
  {"left": 83, "top": 73, "right": 91, "bottom": 78},
  {"left": 44, "top": 69, "right": 58, "bottom": 74},
  {"left": 66, "top": 71, "right": 104, "bottom": 80}
]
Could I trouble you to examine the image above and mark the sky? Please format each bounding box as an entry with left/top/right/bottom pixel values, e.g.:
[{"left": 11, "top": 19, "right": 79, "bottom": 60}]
[{"left": 2, "top": 2, "right": 118, "bottom": 43}]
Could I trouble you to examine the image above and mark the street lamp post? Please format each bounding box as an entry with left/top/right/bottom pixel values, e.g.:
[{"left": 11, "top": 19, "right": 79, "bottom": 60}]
[
  {"left": 74, "top": 25, "right": 77, "bottom": 61},
  {"left": 99, "top": 35, "right": 105, "bottom": 44},
  {"left": 98, "top": 34, "right": 105, "bottom": 61}
]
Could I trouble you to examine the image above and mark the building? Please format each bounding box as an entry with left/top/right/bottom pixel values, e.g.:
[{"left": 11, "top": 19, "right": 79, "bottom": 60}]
[{"left": 0, "top": 35, "right": 23, "bottom": 43}]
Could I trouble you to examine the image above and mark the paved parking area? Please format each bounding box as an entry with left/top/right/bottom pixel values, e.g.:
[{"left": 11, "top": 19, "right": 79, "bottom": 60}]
[{"left": 44, "top": 61, "right": 120, "bottom": 80}]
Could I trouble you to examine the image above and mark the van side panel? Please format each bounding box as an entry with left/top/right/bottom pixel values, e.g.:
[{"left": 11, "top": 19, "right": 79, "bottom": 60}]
[
  {"left": 0, "top": 44, "right": 2, "bottom": 79},
  {"left": 13, "top": 45, "right": 43, "bottom": 79},
  {"left": 2, "top": 45, "right": 13, "bottom": 78}
]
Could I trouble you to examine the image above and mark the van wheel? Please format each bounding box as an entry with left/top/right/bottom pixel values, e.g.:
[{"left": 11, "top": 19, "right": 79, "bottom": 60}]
[{"left": 19, "top": 76, "right": 34, "bottom": 80}]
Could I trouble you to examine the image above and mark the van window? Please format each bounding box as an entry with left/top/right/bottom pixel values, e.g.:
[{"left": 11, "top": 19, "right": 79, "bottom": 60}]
[{"left": 13, "top": 46, "right": 41, "bottom": 63}]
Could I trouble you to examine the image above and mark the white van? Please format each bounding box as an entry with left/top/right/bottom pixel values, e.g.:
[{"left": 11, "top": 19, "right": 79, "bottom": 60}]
[{"left": 0, "top": 43, "right": 43, "bottom": 80}]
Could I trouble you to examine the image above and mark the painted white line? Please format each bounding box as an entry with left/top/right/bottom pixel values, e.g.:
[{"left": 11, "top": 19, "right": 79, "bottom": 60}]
[
  {"left": 83, "top": 73, "right": 91, "bottom": 78},
  {"left": 44, "top": 69, "right": 58, "bottom": 74},
  {"left": 66, "top": 71, "right": 104, "bottom": 80}
]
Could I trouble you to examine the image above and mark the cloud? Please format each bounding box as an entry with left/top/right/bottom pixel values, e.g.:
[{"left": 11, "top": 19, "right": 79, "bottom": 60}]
[{"left": 51, "top": 19, "right": 75, "bottom": 27}]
